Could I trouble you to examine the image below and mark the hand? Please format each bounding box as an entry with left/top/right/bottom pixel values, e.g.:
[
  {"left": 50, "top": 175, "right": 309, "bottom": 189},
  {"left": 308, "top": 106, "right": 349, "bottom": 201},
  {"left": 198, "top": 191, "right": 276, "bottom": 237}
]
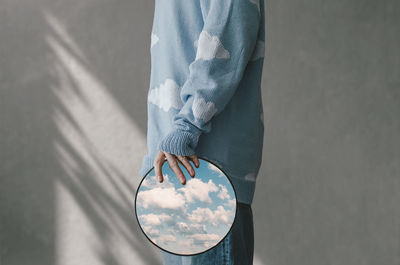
[{"left": 153, "top": 151, "right": 200, "bottom": 185}]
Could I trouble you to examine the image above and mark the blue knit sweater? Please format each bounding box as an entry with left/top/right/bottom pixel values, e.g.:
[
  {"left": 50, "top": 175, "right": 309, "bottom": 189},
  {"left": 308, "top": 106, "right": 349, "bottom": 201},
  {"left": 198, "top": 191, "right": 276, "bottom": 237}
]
[{"left": 139, "top": 0, "right": 265, "bottom": 205}]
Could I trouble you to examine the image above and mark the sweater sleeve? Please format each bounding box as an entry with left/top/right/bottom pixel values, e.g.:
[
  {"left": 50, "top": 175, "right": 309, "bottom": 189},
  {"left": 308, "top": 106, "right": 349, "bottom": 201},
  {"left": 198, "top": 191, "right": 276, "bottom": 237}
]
[{"left": 158, "top": 0, "right": 261, "bottom": 156}]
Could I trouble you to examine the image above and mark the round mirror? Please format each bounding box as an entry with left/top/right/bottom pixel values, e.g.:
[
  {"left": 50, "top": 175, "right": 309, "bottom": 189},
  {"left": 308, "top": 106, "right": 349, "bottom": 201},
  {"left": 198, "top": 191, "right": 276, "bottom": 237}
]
[{"left": 134, "top": 157, "right": 237, "bottom": 256}]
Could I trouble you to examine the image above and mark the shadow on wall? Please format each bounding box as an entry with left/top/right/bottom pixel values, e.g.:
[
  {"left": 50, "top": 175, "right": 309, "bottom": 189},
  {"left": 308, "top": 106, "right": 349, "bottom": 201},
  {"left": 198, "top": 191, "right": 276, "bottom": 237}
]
[
  {"left": 0, "top": 1, "right": 161, "bottom": 265},
  {"left": 46, "top": 8, "right": 160, "bottom": 263}
]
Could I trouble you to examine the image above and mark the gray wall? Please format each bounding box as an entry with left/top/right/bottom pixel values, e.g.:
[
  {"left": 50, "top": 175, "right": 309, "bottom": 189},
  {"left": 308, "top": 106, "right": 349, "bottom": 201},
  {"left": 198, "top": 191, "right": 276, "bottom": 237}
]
[
  {"left": 254, "top": 0, "right": 400, "bottom": 264},
  {"left": 0, "top": 1, "right": 399, "bottom": 265}
]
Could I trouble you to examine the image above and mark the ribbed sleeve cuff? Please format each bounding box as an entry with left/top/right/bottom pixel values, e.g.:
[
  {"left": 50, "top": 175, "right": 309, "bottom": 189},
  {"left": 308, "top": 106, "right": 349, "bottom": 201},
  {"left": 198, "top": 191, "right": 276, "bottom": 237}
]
[{"left": 158, "top": 129, "right": 200, "bottom": 156}]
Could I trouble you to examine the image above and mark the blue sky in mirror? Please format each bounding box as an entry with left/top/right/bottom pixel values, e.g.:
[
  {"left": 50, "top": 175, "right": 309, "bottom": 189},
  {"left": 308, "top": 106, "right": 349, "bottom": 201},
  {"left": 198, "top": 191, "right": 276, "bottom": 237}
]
[{"left": 136, "top": 158, "right": 237, "bottom": 255}]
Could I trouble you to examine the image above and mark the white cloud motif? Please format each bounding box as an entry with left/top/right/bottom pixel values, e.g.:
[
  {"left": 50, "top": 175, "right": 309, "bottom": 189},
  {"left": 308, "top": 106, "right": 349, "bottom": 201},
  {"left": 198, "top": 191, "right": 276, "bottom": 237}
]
[
  {"left": 188, "top": 205, "right": 235, "bottom": 226},
  {"left": 142, "top": 226, "right": 160, "bottom": 237},
  {"left": 154, "top": 234, "right": 177, "bottom": 244},
  {"left": 224, "top": 198, "right": 236, "bottom": 208},
  {"left": 251, "top": 40, "right": 265, "bottom": 61},
  {"left": 148, "top": 79, "right": 183, "bottom": 112},
  {"left": 176, "top": 222, "right": 207, "bottom": 235},
  {"left": 137, "top": 186, "right": 186, "bottom": 210},
  {"left": 244, "top": 172, "right": 257, "bottom": 182},
  {"left": 189, "top": 233, "right": 220, "bottom": 246},
  {"left": 208, "top": 163, "right": 224, "bottom": 175},
  {"left": 194, "top": 30, "right": 230, "bottom": 60},
  {"left": 151, "top": 32, "right": 159, "bottom": 48},
  {"left": 217, "top": 184, "right": 231, "bottom": 200},
  {"left": 139, "top": 213, "right": 173, "bottom": 226},
  {"left": 192, "top": 97, "right": 217, "bottom": 123},
  {"left": 178, "top": 178, "right": 218, "bottom": 204}
]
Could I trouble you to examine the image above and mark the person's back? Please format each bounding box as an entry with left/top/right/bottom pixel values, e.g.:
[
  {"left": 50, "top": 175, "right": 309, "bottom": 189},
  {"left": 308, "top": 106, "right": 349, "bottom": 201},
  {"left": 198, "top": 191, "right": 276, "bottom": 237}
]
[{"left": 138, "top": 0, "right": 265, "bottom": 263}]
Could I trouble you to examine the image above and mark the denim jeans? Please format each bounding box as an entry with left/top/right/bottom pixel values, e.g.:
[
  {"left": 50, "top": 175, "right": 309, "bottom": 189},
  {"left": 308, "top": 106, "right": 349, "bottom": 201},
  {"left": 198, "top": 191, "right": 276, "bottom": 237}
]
[{"left": 161, "top": 202, "right": 254, "bottom": 265}]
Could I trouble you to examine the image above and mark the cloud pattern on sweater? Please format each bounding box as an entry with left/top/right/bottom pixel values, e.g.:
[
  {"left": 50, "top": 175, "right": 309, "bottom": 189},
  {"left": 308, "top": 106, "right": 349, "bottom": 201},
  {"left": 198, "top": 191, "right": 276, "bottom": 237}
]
[
  {"left": 148, "top": 78, "right": 217, "bottom": 124},
  {"left": 151, "top": 32, "right": 159, "bottom": 48},
  {"left": 194, "top": 30, "right": 230, "bottom": 60},
  {"left": 148, "top": 79, "right": 183, "bottom": 112},
  {"left": 149, "top": 29, "right": 262, "bottom": 122},
  {"left": 251, "top": 40, "right": 265, "bottom": 61},
  {"left": 192, "top": 97, "right": 218, "bottom": 123}
]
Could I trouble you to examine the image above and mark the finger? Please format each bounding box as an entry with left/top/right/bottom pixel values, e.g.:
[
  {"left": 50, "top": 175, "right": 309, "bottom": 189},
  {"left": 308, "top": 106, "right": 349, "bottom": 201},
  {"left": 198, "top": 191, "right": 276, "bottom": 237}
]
[
  {"left": 154, "top": 151, "right": 165, "bottom": 183},
  {"left": 186, "top": 155, "right": 195, "bottom": 166},
  {"left": 176, "top": 155, "right": 195, "bottom": 178},
  {"left": 186, "top": 155, "right": 197, "bottom": 168},
  {"left": 165, "top": 152, "right": 186, "bottom": 185},
  {"left": 188, "top": 155, "right": 200, "bottom": 168}
]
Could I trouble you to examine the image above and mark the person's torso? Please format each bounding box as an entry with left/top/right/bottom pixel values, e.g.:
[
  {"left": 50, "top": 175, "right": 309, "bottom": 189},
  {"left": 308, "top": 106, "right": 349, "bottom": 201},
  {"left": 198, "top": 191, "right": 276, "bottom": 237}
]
[{"left": 140, "top": 0, "right": 266, "bottom": 205}]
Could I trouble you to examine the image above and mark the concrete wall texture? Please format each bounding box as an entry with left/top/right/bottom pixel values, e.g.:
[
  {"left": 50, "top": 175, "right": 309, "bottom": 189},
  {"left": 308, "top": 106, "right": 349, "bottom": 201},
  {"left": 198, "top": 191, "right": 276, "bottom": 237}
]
[{"left": 0, "top": 0, "right": 399, "bottom": 265}]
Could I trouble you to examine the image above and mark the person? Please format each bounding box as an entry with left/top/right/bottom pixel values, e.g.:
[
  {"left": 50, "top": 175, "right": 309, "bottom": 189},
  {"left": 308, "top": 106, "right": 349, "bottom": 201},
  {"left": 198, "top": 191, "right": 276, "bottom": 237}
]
[{"left": 138, "top": 0, "right": 265, "bottom": 264}]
